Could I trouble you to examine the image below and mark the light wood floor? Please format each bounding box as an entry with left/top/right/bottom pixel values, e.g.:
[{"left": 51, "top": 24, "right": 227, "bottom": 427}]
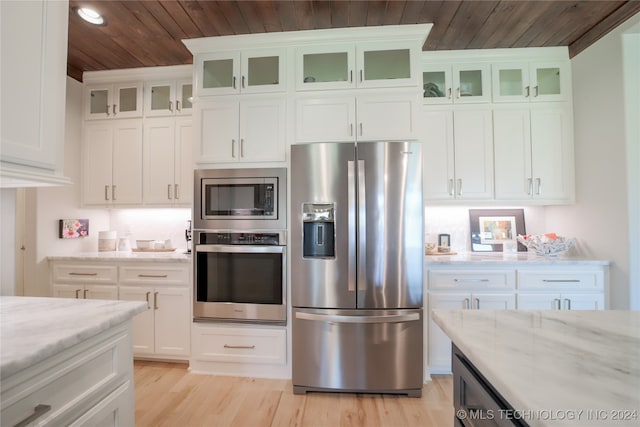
[{"left": 134, "top": 361, "right": 454, "bottom": 427}]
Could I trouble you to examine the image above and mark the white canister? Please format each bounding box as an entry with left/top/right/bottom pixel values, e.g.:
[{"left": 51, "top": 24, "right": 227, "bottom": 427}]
[{"left": 98, "top": 231, "right": 117, "bottom": 252}]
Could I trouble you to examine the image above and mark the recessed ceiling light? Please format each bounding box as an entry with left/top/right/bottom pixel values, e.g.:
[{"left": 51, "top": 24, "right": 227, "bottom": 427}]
[{"left": 75, "top": 7, "right": 106, "bottom": 26}]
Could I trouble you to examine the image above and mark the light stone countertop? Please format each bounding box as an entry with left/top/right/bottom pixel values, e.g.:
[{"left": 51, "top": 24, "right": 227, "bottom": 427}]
[
  {"left": 425, "top": 251, "right": 610, "bottom": 266},
  {"left": 48, "top": 251, "right": 191, "bottom": 263},
  {"left": 0, "top": 296, "right": 147, "bottom": 379},
  {"left": 432, "top": 309, "right": 640, "bottom": 426}
]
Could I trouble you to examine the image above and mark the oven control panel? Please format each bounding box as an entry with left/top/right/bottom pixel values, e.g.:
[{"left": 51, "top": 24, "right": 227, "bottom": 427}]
[{"left": 199, "top": 232, "right": 282, "bottom": 245}]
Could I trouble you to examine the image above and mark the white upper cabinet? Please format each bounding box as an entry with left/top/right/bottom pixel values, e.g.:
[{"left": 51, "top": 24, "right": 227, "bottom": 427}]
[
  {"left": 1, "top": 0, "right": 69, "bottom": 186},
  {"left": 85, "top": 82, "right": 143, "bottom": 119},
  {"left": 492, "top": 61, "right": 570, "bottom": 102},
  {"left": 144, "top": 80, "right": 193, "bottom": 117},
  {"left": 194, "top": 48, "right": 285, "bottom": 96},
  {"left": 493, "top": 104, "right": 574, "bottom": 203},
  {"left": 295, "top": 93, "right": 417, "bottom": 143},
  {"left": 422, "top": 64, "right": 490, "bottom": 104},
  {"left": 196, "top": 97, "right": 286, "bottom": 164},
  {"left": 296, "top": 41, "right": 420, "bottom": 91}
]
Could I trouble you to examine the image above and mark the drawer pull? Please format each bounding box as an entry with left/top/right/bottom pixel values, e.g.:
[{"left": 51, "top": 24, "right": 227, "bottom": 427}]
[
  {"left": 145, "top": 291, "right": 151, "bottom": 309},
  {"left": 542, "top": 279, "right": 581, "bottom": 283},
  {"left": 454, "top": 279, "right": 490, "bottom": 283},
  {"left": 224, "top": 344, "right": 255, "bottom": 350},
  {"left": 14, "top": 404, "right": 52, "bottom": 427},
  {"left": 75, "top": 289, "right": 82, "bottom": 299},
  {"left": 154, "top": 291, "right": 159, "bottom": 310},
  {"left": 138, "top": 274, "right": 168, "bottom": 278},
  {"left": 69, "top": 272, "right": 98, "bottom": 276}
]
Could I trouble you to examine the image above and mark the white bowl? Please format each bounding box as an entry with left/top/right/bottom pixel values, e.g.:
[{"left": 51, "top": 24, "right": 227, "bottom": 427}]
[
  {"left": 517, "top": 234, "right": 575, "bottom": 257},
  {"left": 136, "top": 239, "right": 153, "bottom": 249}
]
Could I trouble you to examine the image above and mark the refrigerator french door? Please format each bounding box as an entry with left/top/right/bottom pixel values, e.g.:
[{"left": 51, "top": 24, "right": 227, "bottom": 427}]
[{"left": 291, "top": 141, "right": 424, "bottom": 397}]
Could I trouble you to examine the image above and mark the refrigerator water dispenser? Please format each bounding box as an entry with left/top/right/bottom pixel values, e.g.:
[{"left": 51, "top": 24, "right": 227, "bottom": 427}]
[{"left": 302, "top": 203, "right": 335, "bottom": 258}]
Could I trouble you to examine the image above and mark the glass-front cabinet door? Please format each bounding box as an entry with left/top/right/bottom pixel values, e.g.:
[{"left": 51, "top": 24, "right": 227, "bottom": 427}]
[
  {"left": 296, "top": 45, "right": 356, "bottom": 91},
  {"left": 422, "top": 64, "right": 489, "bottom": 104},
  {"left": 357, "top": 42, "right": 418, "bottom": 89},
  {"left": 144, "top": 80, "right": 193, "bottom": 116},
  {"left": 195, "top": 50, "right": 284, "bottom": 96},
  {"left": 85, "top": 82, "right": 142, "bottom": 119},
  {"left": 492, "top": 61, "right": 569, "bottom": 102}
]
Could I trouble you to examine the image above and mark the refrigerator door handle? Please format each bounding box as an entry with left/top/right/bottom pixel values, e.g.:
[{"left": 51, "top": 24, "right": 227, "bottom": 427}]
[
  {"left": 347, "top": 160, "right": 357, "bottom": 292},
  {"left": 295, "top": 311, "right": 420, "bottom": 324},
  {"left": 357, "top": 159, "right": 367, "bottom": 291}
]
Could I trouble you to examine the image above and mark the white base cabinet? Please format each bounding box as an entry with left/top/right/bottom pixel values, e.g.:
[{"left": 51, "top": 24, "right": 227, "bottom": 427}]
[
  {"left": 1, "top": 323, "right": 134, "bottom": 427},
  {"left": 49, "top": 260, "right": 191, "bottom": 361},
  {"left": 426, "top": 262, "right": 608, "bottom": 374}
]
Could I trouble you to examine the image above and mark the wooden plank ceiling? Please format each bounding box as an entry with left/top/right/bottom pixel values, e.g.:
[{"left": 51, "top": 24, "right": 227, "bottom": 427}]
[{"left": 67, "top": 0, "right": 640, "bottom": 82}]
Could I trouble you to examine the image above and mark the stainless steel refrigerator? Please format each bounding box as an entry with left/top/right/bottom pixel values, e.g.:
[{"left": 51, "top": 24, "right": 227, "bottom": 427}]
[{"left": 291, "top": 141, "right": 423, "bottom": 397}]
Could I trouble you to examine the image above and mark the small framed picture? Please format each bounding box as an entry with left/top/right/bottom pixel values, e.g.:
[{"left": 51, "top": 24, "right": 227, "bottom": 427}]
[
  {"left": 469, "top": 209, "right": 526, "bottom": 252},
  {"left": 438, "top": 233, "right": 450, "bottom": 247},
  {"left": 59, "top": 219, "right": 89, "bottom": 239}
]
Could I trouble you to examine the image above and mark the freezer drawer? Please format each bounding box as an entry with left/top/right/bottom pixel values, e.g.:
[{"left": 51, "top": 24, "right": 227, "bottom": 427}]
[{"left": 292, "top": 308, "right": 423, "bottom": 397}]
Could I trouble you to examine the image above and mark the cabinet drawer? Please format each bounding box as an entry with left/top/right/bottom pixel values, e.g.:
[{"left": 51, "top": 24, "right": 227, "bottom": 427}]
[
  {"left": 52, "top": 264, "right": 117, "bottom": 284},
  {"left": 517, "top": 270, "right": 603, "bottom": 290},
  {"left": 1, "top": 327, "right": 129, "bottom": 427},
  {"left": 192, "top": 325, "right": 286, "bottom": 365},
  {"left": 428, "top": 270, "right": 515, "bottom": 290},
  {"left": 119, "top": 265, "right": 189, "bottom": 285}
]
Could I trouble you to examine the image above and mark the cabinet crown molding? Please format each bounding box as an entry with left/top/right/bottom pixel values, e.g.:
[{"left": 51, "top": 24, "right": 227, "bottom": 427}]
[
  {"left": 422, "top": 46, "right": 570, "bottom": 64},
  {"left": 83, "top": 64, "right": 192, "bottom": 84},
  {"left": 183, "top": 23, "right": 432, "bottom": 54}
]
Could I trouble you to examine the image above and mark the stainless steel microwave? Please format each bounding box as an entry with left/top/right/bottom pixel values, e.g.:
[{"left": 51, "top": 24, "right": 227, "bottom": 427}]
[{"left": 194, "top": 168, "right": 287, "bottom": 230}]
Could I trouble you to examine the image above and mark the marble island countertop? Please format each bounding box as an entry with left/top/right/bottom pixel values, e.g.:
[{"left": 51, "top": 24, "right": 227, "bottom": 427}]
[
  {"left": 425, "top": 251, "right": 609, "bottom": 265},
  {"left": 48, "top": 250, "right": 191, "bottom": 263},
  {"left": 432, "top": 309, "right": 640, "bottom": 426},
  {"left": 0, "top": 296, "right": 147, "bottom": 379}
]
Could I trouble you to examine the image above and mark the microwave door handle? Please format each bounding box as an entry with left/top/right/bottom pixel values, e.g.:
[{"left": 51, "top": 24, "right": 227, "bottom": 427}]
[
  {"left": 347, "top": 160, "right": 356, "bottom": 293},
  {"left": 357, "top": 159, "right": 366, "bottom": 292}
]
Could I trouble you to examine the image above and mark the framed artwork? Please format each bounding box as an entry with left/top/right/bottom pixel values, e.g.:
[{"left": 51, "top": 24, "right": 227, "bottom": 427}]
[
  {"left": 469, "top": 209, "right": 526, "bottom": 252},
  {"left": 59, "top": 219, "right": 89, "bottom": 239}
]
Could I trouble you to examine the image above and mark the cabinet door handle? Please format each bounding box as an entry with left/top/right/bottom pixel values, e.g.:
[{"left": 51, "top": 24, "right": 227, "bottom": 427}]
[
  {"left": 169, "top": 101, "right": 173, "bottom": 112},
  {"left": 154, "top": 291, "right": 159, "bottom": 310},
  {"left": 224, "top": 344, "right": 255, "bottom": 350},
  {"left": 242, "top": 75, "right": 246, "bottom": 88},
  {"left": 359, "top": 69, "right": 363, "bottom": 82},
  {"left": 359, "top": 123, "right": 363, "bottom": 136},
  {"left": 113, "top": 104, "right": 117, "bottom": 115},
  {"left": 456, "top": 179, "right": 462, "bottom": 196},
  {"left": 75, "top": 289, "right": 82, "bottom": 299},
  {"left": 145, "top": 291, "right": 151, "bottom": 309},
  {"left": 534, "top": 85, "right": 539, "bottom": 97},
  {"left": 83, "top": 289, "right": 88, "bottom": 299},
  {"left": 233, "top": 76, "right": 236, "bottom": 89},
  {"left": 456, "top": 87, "right": 461, "bottom": 99},
  {"left": 527, "top": 178, "right": 533, "bottom": 195},
  {"left": 168, "top": 184, "right": 173, "bottom": 200},
  {"left": 176, "top": 100, "right": 181, "bottom": 112},
  {"left": 112, "top": 185, "right": 117, "bottom": 201},
  {"left": 535, "top": 178, "right": 542, "bottom": 195},
  {"left": 564, "top": 298, "right": 572, "bottom": 310},
  {"left": 473, "top": 298, "right": 480, "bottom": 310},
  {"left": 105, "top": 185, "right": 110, "bottom": 201},
  {"left": 174, "top": 184, "right": 179, "bottom": 200},
  {"left": 350, "top": 70, "right": 353, "bottom": 83},
  {"left": 525, "top": 86, "right": 530, "bottom": 97},
  {"left": 231, "top": 139, "right": 236, "bottom": 158},
  {"left": 13, "top": 404, "right": 52, "bottom": 427},
  {"left": 447, "top": 88, "right": 452, "bottom": 99},
  {"left": 240, "top": 138, "right": 244, "bottom": 157},
  {"left": 106, "top": 105, "right": 111, "bottom": 116},
  {"left": 463, "top": 298, "right": 471, "bottom": 310},
  {"left": 553, "top": 298, "right": 562, "bottom": 310},
  {"left": 69, "top": 272, "right": 98, "bottom": 276},
  {"left": 448, "top": 179, "right": 454, "bottom": 196}
]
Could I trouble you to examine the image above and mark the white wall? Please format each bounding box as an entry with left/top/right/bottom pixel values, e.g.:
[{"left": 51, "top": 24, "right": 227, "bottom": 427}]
[{"left": 545, "top": 13, "right": 640, "bottom": 309}]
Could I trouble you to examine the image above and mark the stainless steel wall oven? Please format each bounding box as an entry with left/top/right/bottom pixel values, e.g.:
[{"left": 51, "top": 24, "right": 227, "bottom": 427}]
[
  {"left": 194, "top": 231, "right": 286, "bottom": 324},
  {"left": 193, "top": 168, "right": 287, "bottom": 324}
]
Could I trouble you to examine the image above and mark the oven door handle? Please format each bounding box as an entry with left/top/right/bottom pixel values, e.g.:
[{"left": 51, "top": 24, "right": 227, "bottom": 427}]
[{"left": 195, "top": 245, "right": 285, "bottom": 254}]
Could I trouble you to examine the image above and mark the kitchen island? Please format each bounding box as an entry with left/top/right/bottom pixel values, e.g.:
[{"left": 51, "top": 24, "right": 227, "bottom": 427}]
[
  {"left": 432, "top": 309, "right": 640, "bottom": 426},
  {"left": 1, "top": 296, "right": 146, "bottom": 426}
]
